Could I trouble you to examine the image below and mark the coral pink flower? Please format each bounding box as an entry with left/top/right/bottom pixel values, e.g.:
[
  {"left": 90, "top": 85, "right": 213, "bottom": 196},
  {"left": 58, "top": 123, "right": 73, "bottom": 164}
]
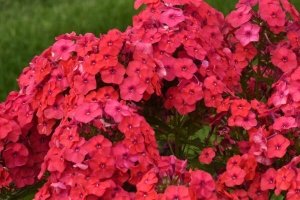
[
  {"left": 260, "top": 4, "right": 285, "bottom": 27},
  {"left": 85, "top": 135, "right": 112, "bottom": 157},
  {"left": 73, "top": 73, "right": 97, "bottom": 95},
  {"left": 273, "top": 116, "right": 297, "bottom": 130},
  {"left": 104, "top": 100, "right": 132, "bottom": 123},
  {"left": 275, "top": 167, "right": 295, "bottom": 195},
  {"left": 159, "top": 8, "right": 185, "bottom": 27},
  {"left": 100, "top": 63, "right": 125, "bottom": 84},
  {"left": 74, "top": 102, "right": 102, "bottom": 123},
  {"left": 231, "top": 189, "right": 248, "bottom": 200},
  {"left": 51, "top": 39, "right": 75, "bottom": 60},
  {"left": 173, "top": 58, "right": 197, "bottom": 80},
  {"left": 180, "top": 82, "right": 203, "bottom": 105},
  {"left": 267, "top": 134, "right": 290, "bottom": 158},
  {"left": 230, "top": 99, "right": 251, "bottom": 117},
  {"left": 226, "top": 5, "right": 252, "bottom": 28},
  {"left": 234, "top": 111, "right": 257, "bottom": 130},
  {"left": 271, "top": 47, "right": 297, "bottom": 72},
  {"left": 136, "top": 169, "right": 158, "bottom": 192},
  {"left": 164, "top": 185, "right": 191, "bottom": 200},
  {"left": 235, "top": 22, "right": 260, "bottom": 46},
  {"left": 88, "top": 153, "right": 115, "bottom": 179},
  {"left": 260, "top": 168, "right": 276, "bottom": 191},
  {"left": 119, "top": 76, "right": 146, "bottom": 102},
  {"left": 224, "top": 167, "right": 246, "bottom": 187},
  {"left": 189, "top": 170, "right": 215, "bottom": 199},
  {"left": 199, "top": 148, "right": 215, "bottom": 164},
  {"left": 64, "top": 138, "right": 88, "bottom": 163}
]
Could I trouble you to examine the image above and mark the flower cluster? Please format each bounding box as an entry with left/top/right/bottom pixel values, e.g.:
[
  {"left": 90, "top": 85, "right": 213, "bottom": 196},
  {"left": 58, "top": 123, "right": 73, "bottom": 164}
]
[{"left": 0, "top": 0, "right": 300, "bottom": 199}]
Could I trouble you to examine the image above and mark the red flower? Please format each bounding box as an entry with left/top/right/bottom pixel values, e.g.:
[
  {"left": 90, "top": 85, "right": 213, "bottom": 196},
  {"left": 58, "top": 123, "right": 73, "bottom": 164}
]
[
  {"left": 159, "top": 8, "right": 185, "bottom": 27},
  {"left": 275, "top": 167, "right": 295, "bottom": 195},
  {"left": 273, "top": 116, "right": 297, "bottom": 130},
  {"left": 100, "top": 63, "right": 125, "bottom": 84},
  {"left": 173, "top": 58, "right": 197, "bottom": 80},
  {"left": 260, "top": 168, "right": 276, "bottom": 191},
  {"left": 136, "top": 168, "right": 158, "bottom": 192},
  {"left": 226, "top": 5, "right": 252, "bottom": 28},
  {"left": 85, "top": 135, "right": 112, "bottom": 157},
  {"left": 230, "top": 99, "right": 251, "bottom": 117},
  {"left": 189, "top": 170, "right": 215, "bottom": 199},
  {"left": 267, "top": 134, "right": 290, "bottom": 158},
  {"left": 235, "top": 22, "right": 260, "bottom": 46},
  {"left": 199, "top": 148, "right": 215, "bottom": 165},
  {"left": 287, "top": 179, "right": 300, "bottom": 200},
  {"left": 104, "top": 100, "right": 132, "bottom": 123},
  {"left": 224, "top": 166, "right": 246, "bottom": 187},
  {"left": 0, "top": 118, "right": 12, "bottom": 139},
  {"left": 74, "top": 102, "right": 102, "bottom": 123},
  {"left": 247, "top": 183, "right": 269, "bottom": 200},
  {"left": 164, "top": 185, "right": 191, "bottom": 200},
  {"left": 2, "top": 143, "right": 29, "bottom": 168},
  {"left": 51, "top": 39, "right": 75, "bottom": 60},
  {"left": 119, "top": 76, "right": 146, "bottom": 102},
  {"left": 231, "top": 189, "right": 248, "bottom": 200},
  {"left": 88, "top": 153, "right": 115, "bottom": 179},
  {"left": 73, "top": 72, "right": 96, "bottom": 95},
  {"left": 204, "top": 76, "right": 225, "bottom": 95},
  {"left": 180, "top": 82, "right": 203, "bottom": 105},
  {"left": 271, "top": 47, "right": 297, "bottom": 72},
  {"left": 260, "top": 4, "right": 285, "bottom": 27},
  {"left": 64, "top": 138, "right": 88, "bottom": 163}
]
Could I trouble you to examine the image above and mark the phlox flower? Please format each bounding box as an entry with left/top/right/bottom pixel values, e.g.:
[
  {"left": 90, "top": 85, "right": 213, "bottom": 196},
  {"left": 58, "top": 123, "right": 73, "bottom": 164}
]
[
  {"left": 260, "top": 168, "right": 276, "bottom": 191},
  {"left": 73, "top": 72, "right": 97, "bottom": 95},
  {"left": 231, "top": 189, "right": 248, "bottom": 200},
  {"left": 287, "top": 179, "right": 300, "bottom": 200},
  {"left": 275, "top": 167, "right": 295, "bottom": 195},
  {"left": 104, "top": 100, "right": 132, "bottom": 123},
  {"left": 180, "top": 82, "right": 203, "bottom": 105},
  {"left": 235, "top": 22, "right": 260, "bottom": 46},
  {"left": 273, "top": 116, "right": 297, "bottom": 130},
  {"left": 88, "top": 153, "right": 115, "bottom": 179},
  {"left": 74, "top": 102, "right": 102, "bottom": 123},
  {"left": 230, "top": 99, "right": 251, "bottom": 117},
  {"left": 247, "top": 183, "right": 269, "bottom": 200},
  {"left": 271, "top": 47, "right": 297, "bottom": 72},
  {"left": 136, "top": 168, "right": 158, "bottom": 192},
  {"left": 267, "top": 134, "right": 290, "bottom": 158},
  {"left": 260, "top": 4, "right": 285, "bottom": 27},
  {"left": 226, "top": 5, "right": 252, "bottom": 28},
  {"left": 164, "top": 185, "right": 191, "bottom": 200},
  {"left": 159, "top": 8, "right": 185, "bottom": 27},
  {"left": 233, "top": 111, "right": 257, "bottom": 130},
  {"left": 198, "top": 147, "right": 215, "bottom": 165},
  {"left": 119, "top": 76, "right": 146, "bottom": 102},
  {"left": 224, "top": 167, "right": 246, "bottom": 187},
  {"left": 2, "top": 143, "right": 29, "bottom": 168},
  {"left": 0, "top": 118, "right": 12, "bottom": 139},
  {"left": 173, "top": 58, "right": 197, "bottom": 80},
  {"left": 51, "top": 39, "right": 75, "bottom": 60},
  {"left": 189, "top": 170, "right": 215, "bottom": 199},
  {"left": 64, "top": 138, "right": 88, "bottom": 163},
  {"left": 85, "top": 135, "right": 112, "bottom": 157}
]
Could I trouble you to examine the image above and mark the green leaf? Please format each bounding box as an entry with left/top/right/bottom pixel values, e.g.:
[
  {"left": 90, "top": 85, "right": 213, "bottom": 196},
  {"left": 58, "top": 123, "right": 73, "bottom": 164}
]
[{"left": 145, "top": 116, "right": 172, "bottom": 132}]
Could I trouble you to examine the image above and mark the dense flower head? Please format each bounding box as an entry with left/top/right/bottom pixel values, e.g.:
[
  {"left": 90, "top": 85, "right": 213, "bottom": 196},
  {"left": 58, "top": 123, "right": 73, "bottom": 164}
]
[{"left": 1, "top": 0, "right": 300, "bottom": 199}]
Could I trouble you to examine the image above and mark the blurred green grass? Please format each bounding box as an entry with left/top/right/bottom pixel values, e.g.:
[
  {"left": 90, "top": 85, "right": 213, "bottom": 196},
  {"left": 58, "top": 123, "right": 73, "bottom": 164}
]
[{"left": 0, "top": 0, "right": 299, "bottom": 102}]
